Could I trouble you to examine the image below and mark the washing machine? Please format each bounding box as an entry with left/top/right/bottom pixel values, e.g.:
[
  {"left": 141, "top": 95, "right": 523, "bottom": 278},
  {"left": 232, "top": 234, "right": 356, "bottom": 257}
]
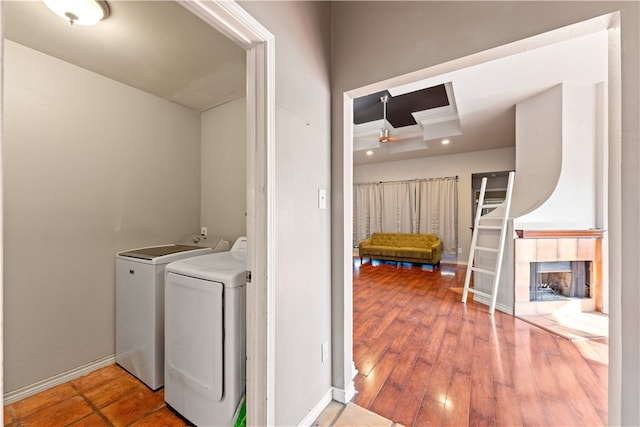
[
  {"left": 164, "top": 237, "right": 247, "bottom": 427},
  {"left": 115, "top": 235, "right": 230, "bottom": 390}
]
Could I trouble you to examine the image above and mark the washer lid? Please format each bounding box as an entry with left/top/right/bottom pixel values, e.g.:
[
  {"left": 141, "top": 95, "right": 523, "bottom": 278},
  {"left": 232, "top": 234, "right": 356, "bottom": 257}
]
[
  {"left": 118, "top": 245, "right": 203, "bottom": 260},
  {"left": 165, "top": 251, "right": 247, "bottom": 287}
]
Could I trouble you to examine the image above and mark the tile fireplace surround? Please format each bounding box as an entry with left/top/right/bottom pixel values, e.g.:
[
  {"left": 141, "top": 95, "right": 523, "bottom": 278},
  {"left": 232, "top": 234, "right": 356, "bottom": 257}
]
[{"left": 514, "top": 229, "right": 604, "bottom": 316}]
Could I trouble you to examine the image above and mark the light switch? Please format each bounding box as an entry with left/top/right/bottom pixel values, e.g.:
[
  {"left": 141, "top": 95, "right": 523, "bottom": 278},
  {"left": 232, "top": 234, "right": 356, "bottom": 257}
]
[{"left": 318, "top": 189, "right": 327, "bottom": 210}]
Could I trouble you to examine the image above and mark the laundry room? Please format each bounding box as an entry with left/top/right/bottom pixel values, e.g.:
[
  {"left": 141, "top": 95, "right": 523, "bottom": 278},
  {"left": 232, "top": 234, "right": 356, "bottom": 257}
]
[{"left": 2, "top": 0, "right": 247, "bottom": 397}]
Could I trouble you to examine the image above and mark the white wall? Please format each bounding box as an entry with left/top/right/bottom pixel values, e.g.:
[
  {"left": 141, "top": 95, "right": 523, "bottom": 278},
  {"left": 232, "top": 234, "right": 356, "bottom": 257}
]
[
  {"left": 354, "top": 147, "right": 515, "bottom": 261},
  {"left": 475, "top": 82, "right": 604, "bottom": 314},
  {"left": 513, "top": 83, "right": 598, "bottom": 229},
  {"left": 201, "top": 98, "right": 247, "bottom": 244},
  {"left": 2, "top": 40, "right": 202, "bottom": 392},
  {"left": 238, "top": 2, "right": 333, "bottom": 425},
  {"left": 331, "top": 2, "right": 639, "bottom": 424},
  {"left": 510, "top": 85, "right": 563, "bottom": 217}
]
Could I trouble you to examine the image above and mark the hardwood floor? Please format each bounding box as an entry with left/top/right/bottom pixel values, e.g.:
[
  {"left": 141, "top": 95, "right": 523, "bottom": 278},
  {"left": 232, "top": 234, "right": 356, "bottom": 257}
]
[{"left": 352, "top": 259, "right": 608, "bottom": 426}]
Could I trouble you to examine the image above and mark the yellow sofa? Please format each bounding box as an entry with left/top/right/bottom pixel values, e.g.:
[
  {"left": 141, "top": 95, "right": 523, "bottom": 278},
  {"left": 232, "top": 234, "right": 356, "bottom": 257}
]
[{"left": 358, "top": 233, "right": 442, "bottom": 266}]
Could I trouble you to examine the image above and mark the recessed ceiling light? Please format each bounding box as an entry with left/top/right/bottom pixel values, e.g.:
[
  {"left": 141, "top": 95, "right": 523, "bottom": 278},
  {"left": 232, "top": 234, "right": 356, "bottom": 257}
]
[
  {"left": 366, "top": 150, "right": 373, "bottom": 156},
  {"left": 441, "top": 139, "right": 450, "bottom": 145}
]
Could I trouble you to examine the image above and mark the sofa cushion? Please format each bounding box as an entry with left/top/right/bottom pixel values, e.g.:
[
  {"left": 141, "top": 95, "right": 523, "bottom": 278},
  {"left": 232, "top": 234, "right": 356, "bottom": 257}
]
[
  {"left": 395, "top": 247, "right": 433, "bottom": 259},
  {"left": 398, "top": 234, "right": 435, "bottom": 247},
  {"left": 368, "top": 233, "right": 401, "bottom": 247},
  {"left": 362, "top": 246, "right": 397, "bottom": 258}
]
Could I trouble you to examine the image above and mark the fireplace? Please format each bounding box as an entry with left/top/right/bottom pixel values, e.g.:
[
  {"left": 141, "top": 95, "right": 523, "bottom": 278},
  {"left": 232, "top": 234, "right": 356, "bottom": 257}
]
[
  {"left": 513, "top": 230, "right": 603, "bottom": 316},
  {"left": 529, "top": 261, "right": 591, "bottom": 301}
]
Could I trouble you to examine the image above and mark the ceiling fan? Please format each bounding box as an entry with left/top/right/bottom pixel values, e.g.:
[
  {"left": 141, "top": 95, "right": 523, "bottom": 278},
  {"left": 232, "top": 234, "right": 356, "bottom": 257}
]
[{"left": 379, "top": 95, "right": 397, "bottom": 143}]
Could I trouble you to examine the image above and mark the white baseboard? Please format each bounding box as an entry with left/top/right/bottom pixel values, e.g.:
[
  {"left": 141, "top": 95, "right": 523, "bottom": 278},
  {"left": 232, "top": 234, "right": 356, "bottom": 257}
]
[
  {"left": 331, "top": 361, "right": 358, "bottom": 404},
  {"left": 297, "top": 388, "right": 333, "bottom": 427},
  {"left": 332, "top": 382, "right": 356, "bottom": 404},
  {"left": 473, "top": 294, "right": 514, "bottom": 315},
  {"left": 3, "top": 354, "right": 116, "bottom": 405}
]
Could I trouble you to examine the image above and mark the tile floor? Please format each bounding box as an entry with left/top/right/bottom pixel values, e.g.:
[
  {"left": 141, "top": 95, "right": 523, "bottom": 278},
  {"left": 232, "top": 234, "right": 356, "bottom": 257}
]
[
  {"left": 517, "top": 311, "right": 609, "bottom": 341},
  {"left": 4, "top": 364, "right": 191, "bottom": 427},
  {"left": 5, "top": 364, "right": 387, "bottom": 427},
  {"left": 313, "top": 401, "right": 401, "bottom": 427}
]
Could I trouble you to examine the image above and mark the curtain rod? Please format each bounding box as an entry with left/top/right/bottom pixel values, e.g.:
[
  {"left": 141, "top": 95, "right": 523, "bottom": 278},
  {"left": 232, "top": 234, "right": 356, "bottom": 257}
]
[{"left": 355, "top": 175, "right": 458, "bottom": 185}]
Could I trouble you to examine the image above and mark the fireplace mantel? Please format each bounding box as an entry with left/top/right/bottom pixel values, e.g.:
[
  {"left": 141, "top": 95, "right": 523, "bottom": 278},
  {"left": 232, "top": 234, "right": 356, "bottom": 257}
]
[{"left": 515, "top": 229, "right": 605, "bottom": 239}]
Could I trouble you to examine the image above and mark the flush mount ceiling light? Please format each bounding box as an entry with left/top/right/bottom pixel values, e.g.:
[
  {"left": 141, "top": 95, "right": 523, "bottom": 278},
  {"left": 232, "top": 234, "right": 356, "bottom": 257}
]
[{"left": 43, "top": 0, "right": 110, "bottom": 26}]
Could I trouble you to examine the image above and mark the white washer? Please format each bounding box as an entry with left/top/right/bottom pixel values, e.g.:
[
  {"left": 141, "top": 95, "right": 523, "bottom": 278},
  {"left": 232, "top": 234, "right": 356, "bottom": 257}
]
[
  {"left": 164, "top": 237, "right": 247, "bottom": 427},
  {"left": 115, "top": 235, "right": 229, "bottom": 390}
]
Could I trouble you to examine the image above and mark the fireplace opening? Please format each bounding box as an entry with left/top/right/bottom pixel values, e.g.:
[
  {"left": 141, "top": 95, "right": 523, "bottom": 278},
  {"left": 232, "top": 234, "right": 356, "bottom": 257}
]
[{"left": 529, "top": 261, "right": 591, "bottom": 301}]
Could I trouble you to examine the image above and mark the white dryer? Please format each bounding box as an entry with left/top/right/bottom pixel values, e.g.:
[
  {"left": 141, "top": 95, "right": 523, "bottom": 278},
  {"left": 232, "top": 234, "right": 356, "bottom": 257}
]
[
  {"left": 115, "top": 235, "right": 229, "bottom": 390},
  {"left": 164, "top": 237, "right": 247, "bottom": 427}
]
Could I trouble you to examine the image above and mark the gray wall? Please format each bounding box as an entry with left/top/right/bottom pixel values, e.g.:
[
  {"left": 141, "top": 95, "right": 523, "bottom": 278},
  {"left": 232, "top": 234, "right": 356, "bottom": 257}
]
[
  {"left": 201, "top": 98, "right": 247, "bottom": 244},
  {"left": 239, "top": 2, "right": 333, "bottom": 425},
  {"left": 3, "top": 40, "right": 202, "bottom": 392},
  {"left": 330, "top": 2, "right": 639, "bottom": 424}
]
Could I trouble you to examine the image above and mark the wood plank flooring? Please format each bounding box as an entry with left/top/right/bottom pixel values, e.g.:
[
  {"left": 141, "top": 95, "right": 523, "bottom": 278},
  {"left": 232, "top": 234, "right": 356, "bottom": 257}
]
[{"left": 352, "top": 259, "right": 608, "bottom": 426}]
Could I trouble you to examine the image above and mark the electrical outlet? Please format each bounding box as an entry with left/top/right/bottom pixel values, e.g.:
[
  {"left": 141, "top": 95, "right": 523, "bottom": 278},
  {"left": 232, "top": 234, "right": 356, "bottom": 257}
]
[
  {"left": 321, "top": 341, "right": 329, "bottom": 362},
  {"left": 200, "top": 227, "right": 207, "bottom": 237}
]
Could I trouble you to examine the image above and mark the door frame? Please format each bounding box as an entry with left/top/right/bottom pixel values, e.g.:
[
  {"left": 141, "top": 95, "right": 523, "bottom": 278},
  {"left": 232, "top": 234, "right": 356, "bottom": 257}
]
[
  {"left": 179, "top": 1, "right": 275, "bottom": 425},
  {"left": 341, "top": 12, "right": 617, "bottom": 419}
]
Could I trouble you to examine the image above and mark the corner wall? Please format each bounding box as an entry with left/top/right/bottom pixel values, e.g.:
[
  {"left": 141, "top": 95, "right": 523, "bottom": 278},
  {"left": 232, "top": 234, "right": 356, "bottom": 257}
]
[
  {"left": 201, "top": 98, "right": 247, "bottom": 244},
  {"left": 513, "top": 83, "right": 598, "bottom": 229},
  {"left": 237, "top": 2, "right": 333, "bottom": 425},
  {"left": 2, "top": 40, "right": 202, "bottom": 392}
]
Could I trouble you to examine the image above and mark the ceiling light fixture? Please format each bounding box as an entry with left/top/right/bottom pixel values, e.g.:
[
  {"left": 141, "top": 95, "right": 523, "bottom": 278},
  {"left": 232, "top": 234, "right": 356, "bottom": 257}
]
[
  {"left": 43, "top": 0, "right": 110, "bottom": 26},
  {"left": 366, "top": 150, "right": 373, "bottom": 156},
  {"left": 378, "top": 96, "right": 397, "bottom": 143},
  {"left": 441, "top": 139, "right": 450, "bottom": 145}
]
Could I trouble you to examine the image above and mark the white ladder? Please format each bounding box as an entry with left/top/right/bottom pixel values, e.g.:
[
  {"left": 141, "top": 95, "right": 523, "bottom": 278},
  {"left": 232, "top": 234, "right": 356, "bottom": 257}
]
[{"left": 462, "top": 171, "right": 515, "bottom": 315}]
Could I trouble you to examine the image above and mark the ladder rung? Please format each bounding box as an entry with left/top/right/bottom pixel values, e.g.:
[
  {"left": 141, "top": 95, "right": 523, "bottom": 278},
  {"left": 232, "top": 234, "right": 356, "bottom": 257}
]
[
  {"left": 475, "top": 246, "right": 498, "bottom": 253},
  {"left": 471, "top": 266, "right": 496, "bottom": 275},
  {"left": 480, "top": 203, "right": 502, "bottom": 209},
  {"left": 477, "top": 225, "right": 502, "bottom": 230},
  {"left": 466, "top": 288, "right": 491, "bottom": 299}
]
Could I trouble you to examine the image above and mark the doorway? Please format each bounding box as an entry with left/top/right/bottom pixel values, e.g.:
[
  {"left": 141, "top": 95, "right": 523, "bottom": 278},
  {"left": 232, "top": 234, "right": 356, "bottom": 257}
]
[
  {"left": 178, "top": 3, "right": 275, "bottom": 424},
  {"left": 341, "top": 12, "right": 618, "bottom": 417},
  {"left": 0, "top": 1, "right": 275, "bottom": 424},
  {"left": 471, "top": 171, "right": 510, "bottom": 225}
]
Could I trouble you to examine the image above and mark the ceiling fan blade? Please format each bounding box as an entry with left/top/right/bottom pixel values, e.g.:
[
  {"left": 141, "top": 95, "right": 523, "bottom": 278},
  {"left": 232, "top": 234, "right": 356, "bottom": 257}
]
[{"left": 379, "top": 135, "right": 398, "bottom": 143}]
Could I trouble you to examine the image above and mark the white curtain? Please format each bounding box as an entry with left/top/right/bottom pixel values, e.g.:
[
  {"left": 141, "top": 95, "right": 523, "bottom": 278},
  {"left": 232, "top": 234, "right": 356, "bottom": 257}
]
[
  {"left": 416, "top": 178, "right": 458, "bottom": 253},
  {"left": 381, "top": 181, "right": 415, "bottom": 234},
  {"left": 354, "top": 177, "right": 458, "bottom": 254},
  {"left": 354, "top": 184, "right": 381, "bottom": 244}
]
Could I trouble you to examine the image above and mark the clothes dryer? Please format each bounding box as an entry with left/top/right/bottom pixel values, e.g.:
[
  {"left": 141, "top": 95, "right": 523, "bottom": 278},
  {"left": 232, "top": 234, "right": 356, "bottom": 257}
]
[
  {"left": 164, "top": 237, "right": 247, "bottom": 426},
  {"left": 115, "top": 235, "right": 229, "bottom": 390}
]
